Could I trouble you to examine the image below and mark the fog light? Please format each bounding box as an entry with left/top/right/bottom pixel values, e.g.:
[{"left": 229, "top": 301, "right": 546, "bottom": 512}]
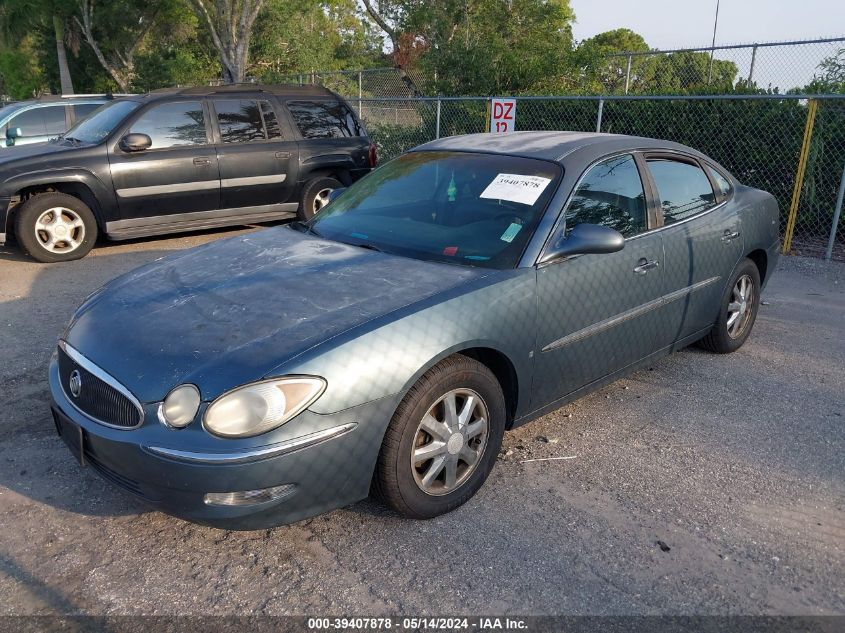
[{"left": 203, "top": 484, "right": 296, "bottom": 507}]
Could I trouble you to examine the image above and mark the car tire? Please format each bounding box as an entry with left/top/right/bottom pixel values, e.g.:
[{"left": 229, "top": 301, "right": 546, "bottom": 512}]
[
  {"left": 15, "top": 192, "right": 97, "bottom": 263},
  {"left": 372, "top": 354, "right": 506, "bottom": 519},
  {"left": 698, "top": 257, "right": 761, "bottom": 354},
  {"left": 299, "top": 177, "right": 342, "bottom": 220}
]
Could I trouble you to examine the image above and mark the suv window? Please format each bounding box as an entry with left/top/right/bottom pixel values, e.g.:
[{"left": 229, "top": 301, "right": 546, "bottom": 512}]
[
  {"left": 647, "top": 158, "right": 716, "bottom": 224},
  {"left": 287, "top": 100, "right": 361, "bottom": 138},
  {"left": 130, "top": 101, "right": 207, "bottom": 149},
  {"left": 215, "top": 99, "right": 266, "bottom": 143},
  {"left": 565, "top": 154, "right": 647, "bottom": 238},
  {"left": 42, "top": 105, "right": 68, "bottom": 135},
  {"left": 8, "top": 108, "right": 48, "bottom": 137},
  {"left": 72, "top": 103, "right": 101, "bottom": 122}
]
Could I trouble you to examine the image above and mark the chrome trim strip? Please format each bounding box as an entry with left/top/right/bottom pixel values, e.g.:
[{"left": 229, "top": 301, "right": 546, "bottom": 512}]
[
  {"left": 221, "top": 174, "right": 286, "bottom": 188},
  {"left": 58, "top": 340, "right": 145, "bottom": 429},
  {"left": 115, "top": 180, "right": 219, "bottom": 198},
  {"left": 144, "top": 422, "right": 357, "bottom": 464},
  {"left": 542, "top": 276, "right": 721, "bottom": 352}
]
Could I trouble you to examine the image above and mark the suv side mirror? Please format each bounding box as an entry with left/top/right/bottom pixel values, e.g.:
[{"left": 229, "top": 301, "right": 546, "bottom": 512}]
[
  {"left": 119, "top": 133, "right": 152, "bottom": 152},
  {"left": 6, "top": 127, "right": 22, "bottom": 146},
  {"left": 539, "top": 223, "right": 625, "bottom": 263},
  {"left": 328, "top": 188, "right": 347, "bottom": 203}
]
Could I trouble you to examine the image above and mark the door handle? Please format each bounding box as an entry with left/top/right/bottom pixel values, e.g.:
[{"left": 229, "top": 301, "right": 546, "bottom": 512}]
[
  {"left": 721, "top": 229, "right": 741, "bottom": 243},
  {"left": 274, "top": 151, "right": 291, "bottom": 159},
  {"left": 193, "top": 156, "right": 211, "bottom": 166},
  {"left": 633, "top": 258, "right": 659, "bottom": 275}
]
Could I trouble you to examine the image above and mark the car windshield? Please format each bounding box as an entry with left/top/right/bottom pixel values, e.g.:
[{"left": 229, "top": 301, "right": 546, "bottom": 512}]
[
  {"left": 63, "top": 100, "right": 140, "bottom": 143},
  {"left": 306, "top": 151, "right": 561, "bottom": 269}
]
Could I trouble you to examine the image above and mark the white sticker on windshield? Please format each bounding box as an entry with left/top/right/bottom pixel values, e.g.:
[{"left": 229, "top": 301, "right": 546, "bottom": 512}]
[{"left": 480, "top": 173, "right": 552, "bottom": 206}]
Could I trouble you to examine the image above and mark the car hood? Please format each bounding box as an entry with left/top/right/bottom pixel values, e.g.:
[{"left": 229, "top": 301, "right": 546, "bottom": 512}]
[
  {"left": 65, "top": 227, "right": 487, "bottom": 402},
  {"left": 0, "top": 140, "right": 78, "bottom": 165}
]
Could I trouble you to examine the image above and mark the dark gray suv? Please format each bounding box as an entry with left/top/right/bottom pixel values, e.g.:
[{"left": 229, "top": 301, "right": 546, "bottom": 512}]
[{"left": 0, "top": 84, "right": 375, "bottom": 262}]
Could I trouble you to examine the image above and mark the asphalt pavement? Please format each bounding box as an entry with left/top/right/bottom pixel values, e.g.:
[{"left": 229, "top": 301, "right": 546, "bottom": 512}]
[{"left": 0, "top": 225, "right": 842, "bottom": 616}]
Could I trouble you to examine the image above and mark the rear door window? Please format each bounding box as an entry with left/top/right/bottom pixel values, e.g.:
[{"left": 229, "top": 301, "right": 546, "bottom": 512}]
[
  {"left": 287, "top": 100, "right": 361, "bottom": 138},
  {"left": 647, "top": 158, "right": 717, "bottom": 224},
  {"left": 72, "top": 103, "right": 102, "bottom": 122},
  {"left": 708, "top": 165, "right": 733, "bottom": 200},
  {"left": 215, "top": 99, "right": 266, "bottom": 143},
  {"left": 566, "top": 154, "right": 648, "bottom": 238},
  {"left": 130, "top": 101, "right": 207, "bottom": 149},
  {"left": 42, "top": 105, "right": 68, "bottom": 135}
]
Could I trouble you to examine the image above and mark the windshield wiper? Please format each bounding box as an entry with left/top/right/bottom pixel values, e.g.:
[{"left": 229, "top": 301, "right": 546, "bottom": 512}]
[
  {"left": 289, "top": 220, "right": 323, "bottom": 238},
  {"left": 350, "top": 242, "right": 382, "bottom": 253}
]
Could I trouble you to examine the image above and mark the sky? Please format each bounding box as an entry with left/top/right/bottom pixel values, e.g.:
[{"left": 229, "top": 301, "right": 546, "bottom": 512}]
[
  {"left": 569, "top": 0, "right": 845, "bottom": 90},
  {"left": 569, "top": 0, "right": 844, "bottom": 49}
]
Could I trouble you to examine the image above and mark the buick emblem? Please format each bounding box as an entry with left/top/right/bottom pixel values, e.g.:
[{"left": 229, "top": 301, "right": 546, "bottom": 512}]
[{"left": 69, "top": 370, "right": 82, "bottom": 398}]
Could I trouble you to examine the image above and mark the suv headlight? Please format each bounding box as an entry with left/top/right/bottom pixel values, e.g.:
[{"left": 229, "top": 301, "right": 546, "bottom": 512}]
[{"left": 203, "top": 377, "right": 326, "bottom": 438}]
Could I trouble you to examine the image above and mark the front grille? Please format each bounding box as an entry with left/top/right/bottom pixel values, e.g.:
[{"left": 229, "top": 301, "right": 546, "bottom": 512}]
[{"left": 58, "top": 344, "right": 143, "bottom": 429}]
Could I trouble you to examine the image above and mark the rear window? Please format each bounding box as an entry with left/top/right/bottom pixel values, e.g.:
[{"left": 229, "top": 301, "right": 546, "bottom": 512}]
[
  {"left": 647, "top": 158, "right": 717, "bottom": 224},
  {"left": 287, "top": 100, "right": 361, "bottom": 139}
]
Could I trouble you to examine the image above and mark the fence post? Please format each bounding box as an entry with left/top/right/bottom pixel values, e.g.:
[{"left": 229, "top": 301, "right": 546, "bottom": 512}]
[
  {"left": 435, "top": 98, "right": 441, "bottom": 139},
  {"left": 782, "top": 99, "right": 819, "bottom": 254},
  {"left": 624, "top": 55, "right": 632, "bottom": 94},
  {"left": 596, "top": 98, "right": 604, "bottom": 133},
  {"left": 748, "top": 44, "right": 758, "bottom": 84},
  {"left": 357, "top": 71, "right": 362, "bottom": 115},
  {"left": 825, "top": 159, "right": 845, "bottom": 261}
]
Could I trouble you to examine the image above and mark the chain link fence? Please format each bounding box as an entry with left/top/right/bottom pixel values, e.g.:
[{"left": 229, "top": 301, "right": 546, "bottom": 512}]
[
  {"left": 285, "top": 38, "right": 845, "bottom": 99},
  {"left": 352, "top": 95, "right": 845, "bottom": 261},
  {"left": 602, "top": 37, "right": 845, "bottom": 94}
]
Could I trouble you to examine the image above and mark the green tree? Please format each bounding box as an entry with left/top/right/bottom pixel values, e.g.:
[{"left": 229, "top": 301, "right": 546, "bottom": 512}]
[
  {"left": 186, "top": 0, "right": 266, "bottom": 83},
  {"left": 363, "top": 0, "right": 576, "bottom": 96}
]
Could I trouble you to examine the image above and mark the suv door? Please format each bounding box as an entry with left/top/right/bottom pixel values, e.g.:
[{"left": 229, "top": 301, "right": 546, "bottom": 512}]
[
  {"left": 644, "top": 155, "right": 743, "bottom": 346},
  {"left": 108, "top": 99, "right": 220, "bottom": 224},
  {"left": 532, "top": 153, "right": 667, "bottom": 409},
  {"left": 210, "top": 97, "right": 299, "bottom": 211}
]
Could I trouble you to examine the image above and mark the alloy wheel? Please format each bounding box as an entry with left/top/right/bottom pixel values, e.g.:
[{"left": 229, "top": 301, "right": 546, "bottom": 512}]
[
  {"left": 34, "top": 207, "right": 86, "bottom": 254},
  {"left": 312, "top": 188, "right": 333, "bottom": 214},
  {"left": 411, "top": 388, "right": 489, "bottom": 496},
  {"left": 727, "top": 273, "right": 755, "bottom": 339}
]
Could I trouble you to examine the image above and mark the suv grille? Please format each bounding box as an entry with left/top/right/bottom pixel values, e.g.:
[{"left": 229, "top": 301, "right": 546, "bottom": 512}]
[{"left": 57, "top": 343, "right": 144, "bottom": 429}]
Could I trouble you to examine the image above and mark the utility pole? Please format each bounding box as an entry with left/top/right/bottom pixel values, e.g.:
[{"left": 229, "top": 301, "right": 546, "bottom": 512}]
[{"left": 708, "top": 0, "right": 721, "bottom": 84}]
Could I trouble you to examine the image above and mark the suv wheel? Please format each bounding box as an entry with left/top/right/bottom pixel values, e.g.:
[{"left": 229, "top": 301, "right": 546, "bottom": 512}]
[
  {"left": 15, "top": 192, "right": 98, "bottom": 263},
  {"left": 372, "top": 355, "right": 506, "bottom": 519},
  {"left": 299, "top": 177, "right": 342, "bottom": 220}
]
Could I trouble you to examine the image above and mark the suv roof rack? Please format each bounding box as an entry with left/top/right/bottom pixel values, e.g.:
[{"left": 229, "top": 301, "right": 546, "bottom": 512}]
[{"left": 147, "top": 83, "right": 338, "bottom": 98}]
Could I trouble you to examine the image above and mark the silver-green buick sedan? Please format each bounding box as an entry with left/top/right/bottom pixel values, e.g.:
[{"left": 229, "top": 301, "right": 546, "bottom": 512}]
[{"left": 50, "top": 131, "right": 779, "bottom": 529}]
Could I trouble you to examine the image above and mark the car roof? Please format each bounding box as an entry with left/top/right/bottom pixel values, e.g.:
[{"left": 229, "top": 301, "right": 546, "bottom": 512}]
[
  {"left": 413, "top": 131, "right": 713, "bottom": 166},
  {"left": 141, "top": 83, "right": 340, "bottom": 100}
]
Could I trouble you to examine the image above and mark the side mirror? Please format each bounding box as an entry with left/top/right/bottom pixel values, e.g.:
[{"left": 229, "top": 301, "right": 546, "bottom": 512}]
[
  {"left": 6, "top": 127, "right": 22, "bottom": 146},
  {"left": 328, "top": 188, "right": 347, "bottom": 203},
  {"left": 540, "top": 223, "right": 625, "bottom": 263},
  {"left": 119, "top": 133, "right": 152, "bottom": 152}
]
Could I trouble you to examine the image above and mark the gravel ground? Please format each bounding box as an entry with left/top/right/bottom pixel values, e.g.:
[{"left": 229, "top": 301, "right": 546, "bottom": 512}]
[{"left": 0, "top": 226, "right": 842, "bottom": 616}]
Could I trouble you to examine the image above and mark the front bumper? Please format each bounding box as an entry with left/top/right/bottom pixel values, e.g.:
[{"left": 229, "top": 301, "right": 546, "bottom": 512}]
[{"left": 49, "top": 357, "right": 398, "bottom": 530}]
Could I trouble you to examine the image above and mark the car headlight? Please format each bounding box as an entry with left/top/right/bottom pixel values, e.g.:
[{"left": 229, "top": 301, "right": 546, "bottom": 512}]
[
  {"left": 158, "top": 384, "right": 201, "bottom": 429},
  {"left": 203, "top": 377, "right": 326, "bottom": 438}
]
